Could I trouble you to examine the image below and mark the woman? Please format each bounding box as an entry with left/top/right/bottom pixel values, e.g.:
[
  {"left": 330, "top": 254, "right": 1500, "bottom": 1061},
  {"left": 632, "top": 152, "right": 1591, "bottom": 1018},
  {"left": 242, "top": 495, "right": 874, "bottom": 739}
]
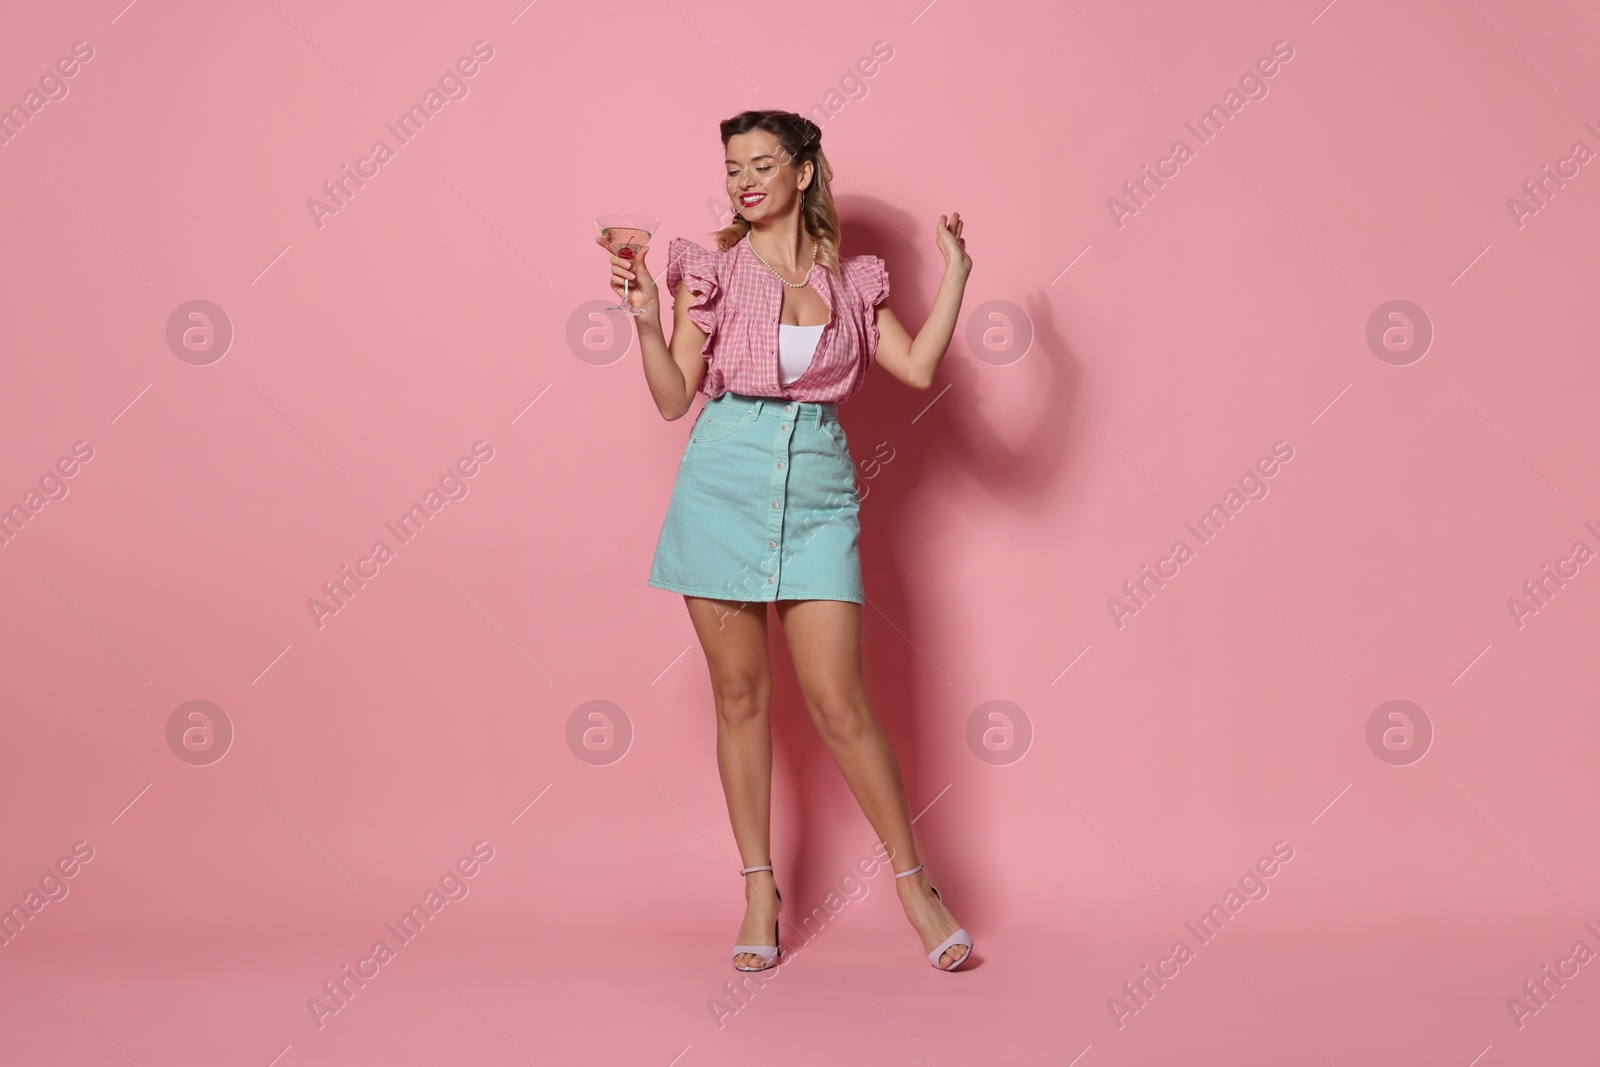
[{"left": 597, "top": 109, "right": 974, "bottom": 971}]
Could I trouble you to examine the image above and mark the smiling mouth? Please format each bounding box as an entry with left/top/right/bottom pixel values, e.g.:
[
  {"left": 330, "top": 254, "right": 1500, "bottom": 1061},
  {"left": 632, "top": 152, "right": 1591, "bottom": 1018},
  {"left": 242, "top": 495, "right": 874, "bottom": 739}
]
[{"left": 739, "top": 192, "right": 767, "bottom": 207}]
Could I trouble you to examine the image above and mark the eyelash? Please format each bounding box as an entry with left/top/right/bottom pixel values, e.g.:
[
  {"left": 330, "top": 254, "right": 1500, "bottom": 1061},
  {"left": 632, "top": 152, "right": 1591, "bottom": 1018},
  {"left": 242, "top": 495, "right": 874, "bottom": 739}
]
[{"left": 729, "top": 166, "right": 774, "bottom": 176}]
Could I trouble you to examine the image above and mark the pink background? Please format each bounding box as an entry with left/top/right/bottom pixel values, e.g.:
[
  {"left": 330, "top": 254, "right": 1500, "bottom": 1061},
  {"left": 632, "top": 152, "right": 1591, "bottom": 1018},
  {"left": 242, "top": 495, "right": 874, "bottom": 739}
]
[{"left": 3, "top": 0, "right": 1599, "bottom": 1063}]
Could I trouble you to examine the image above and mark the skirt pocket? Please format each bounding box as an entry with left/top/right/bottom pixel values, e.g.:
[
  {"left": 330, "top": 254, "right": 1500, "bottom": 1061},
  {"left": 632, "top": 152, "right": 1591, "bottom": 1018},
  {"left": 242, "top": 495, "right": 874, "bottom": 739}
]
[{"left": 691, "top": 406, "right": 752, "bottom": 444}]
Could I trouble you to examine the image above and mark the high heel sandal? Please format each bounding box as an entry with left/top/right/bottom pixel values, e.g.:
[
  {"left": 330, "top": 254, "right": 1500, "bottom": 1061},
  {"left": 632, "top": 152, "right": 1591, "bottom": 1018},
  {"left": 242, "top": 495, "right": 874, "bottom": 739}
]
[
  {"left": 894, "top": 863, "right": 973, "bottom": 971},
  {"left": 731, "top": 864, "right": 783, "bottom": 972}
]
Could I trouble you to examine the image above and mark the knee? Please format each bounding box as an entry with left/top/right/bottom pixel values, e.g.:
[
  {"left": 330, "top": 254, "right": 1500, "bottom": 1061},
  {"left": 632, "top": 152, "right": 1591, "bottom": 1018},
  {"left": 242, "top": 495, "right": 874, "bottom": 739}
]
[
  {"left": 713, "top": 674, "right": 768, "bottom": 727},
  {"left": 811, "top": 695, "right": 871, "bottom": 745}
]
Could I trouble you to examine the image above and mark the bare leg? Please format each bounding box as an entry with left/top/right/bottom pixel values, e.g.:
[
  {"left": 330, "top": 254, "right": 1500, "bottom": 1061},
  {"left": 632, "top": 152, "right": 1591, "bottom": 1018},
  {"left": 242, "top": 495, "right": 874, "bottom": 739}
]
[
  {"left": 774, "top": 598, "right": 969, "bottom": 968},
  {"left": 685, "top": 595, "right": 781, "bottom": 969}
]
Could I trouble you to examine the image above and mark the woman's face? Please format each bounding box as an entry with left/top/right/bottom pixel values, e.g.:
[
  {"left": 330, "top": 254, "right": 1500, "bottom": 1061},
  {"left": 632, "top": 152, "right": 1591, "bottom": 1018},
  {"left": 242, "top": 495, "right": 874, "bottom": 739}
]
[{"left": 726, "top": 129, "right": 811, "bottom": 223}]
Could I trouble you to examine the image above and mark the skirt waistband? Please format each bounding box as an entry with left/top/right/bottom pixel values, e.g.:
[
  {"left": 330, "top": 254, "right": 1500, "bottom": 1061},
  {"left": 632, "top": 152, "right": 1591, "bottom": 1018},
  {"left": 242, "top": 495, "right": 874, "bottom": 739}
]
[{"left": 708, "top": 390, "right": 838, "bottom": 427}]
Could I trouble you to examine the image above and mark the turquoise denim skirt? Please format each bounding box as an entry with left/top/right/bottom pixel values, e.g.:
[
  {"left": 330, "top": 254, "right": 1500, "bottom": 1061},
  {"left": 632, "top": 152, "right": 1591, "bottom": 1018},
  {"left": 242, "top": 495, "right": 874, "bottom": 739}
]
[{"left": 648, "top": 391, "right": 863, "bottom": 604}]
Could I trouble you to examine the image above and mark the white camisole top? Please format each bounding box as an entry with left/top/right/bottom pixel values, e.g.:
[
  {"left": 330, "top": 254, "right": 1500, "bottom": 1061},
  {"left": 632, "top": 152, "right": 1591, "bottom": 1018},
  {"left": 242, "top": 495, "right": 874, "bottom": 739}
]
[{"left": 778, "top": 323, "right": 826, "bottom": 386}]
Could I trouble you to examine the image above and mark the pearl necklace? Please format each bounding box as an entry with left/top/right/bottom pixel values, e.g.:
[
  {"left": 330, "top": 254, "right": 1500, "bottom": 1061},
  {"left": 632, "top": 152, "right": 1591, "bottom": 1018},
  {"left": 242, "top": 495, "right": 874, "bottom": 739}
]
[{"left": 745, "top": 233, "right": 816, "bottom": 288}]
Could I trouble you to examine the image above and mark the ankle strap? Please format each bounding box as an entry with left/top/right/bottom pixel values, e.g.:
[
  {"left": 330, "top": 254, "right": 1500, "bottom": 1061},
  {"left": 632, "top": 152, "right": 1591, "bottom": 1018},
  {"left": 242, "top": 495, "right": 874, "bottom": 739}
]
[
  {"left": 893, "top": 863, "right": 925, "bottom": 879},
  {"left": 739, "top": 864, "right": 774, "bottom": 875}
]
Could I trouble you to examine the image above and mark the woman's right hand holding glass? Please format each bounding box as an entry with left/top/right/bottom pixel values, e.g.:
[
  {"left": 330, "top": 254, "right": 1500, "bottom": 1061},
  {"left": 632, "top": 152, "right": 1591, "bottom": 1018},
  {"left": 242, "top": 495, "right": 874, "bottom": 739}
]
[{"left": 595, "top": 234, "right": 659, "bottom": 315}]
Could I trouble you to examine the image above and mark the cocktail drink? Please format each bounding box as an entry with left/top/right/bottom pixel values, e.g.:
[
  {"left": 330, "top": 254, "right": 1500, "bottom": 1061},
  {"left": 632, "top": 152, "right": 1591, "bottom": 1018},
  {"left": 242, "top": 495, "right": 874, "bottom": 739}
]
[{"left": 595, "top": 214, "right": 659, "bottom": 315}]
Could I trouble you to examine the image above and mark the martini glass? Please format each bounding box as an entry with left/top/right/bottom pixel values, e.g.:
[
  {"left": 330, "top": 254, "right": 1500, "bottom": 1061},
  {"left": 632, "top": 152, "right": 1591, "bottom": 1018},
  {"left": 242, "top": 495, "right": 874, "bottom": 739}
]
[{"left": 595, "top": 214, "right": 660, "bottom": 315}]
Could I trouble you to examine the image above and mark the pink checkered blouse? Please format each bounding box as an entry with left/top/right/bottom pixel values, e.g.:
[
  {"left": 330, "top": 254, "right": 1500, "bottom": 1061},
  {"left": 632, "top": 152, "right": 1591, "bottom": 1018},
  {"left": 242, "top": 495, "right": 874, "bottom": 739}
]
[{"left": 663, "top": 235, "right": 891, "bottom": 404}]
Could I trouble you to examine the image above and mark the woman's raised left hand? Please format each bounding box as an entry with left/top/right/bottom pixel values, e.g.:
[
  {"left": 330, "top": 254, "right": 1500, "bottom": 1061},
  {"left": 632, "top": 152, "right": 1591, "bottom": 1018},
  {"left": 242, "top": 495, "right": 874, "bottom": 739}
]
[{"left": 935, "top": 212, "right": 970, "bottom": 277}]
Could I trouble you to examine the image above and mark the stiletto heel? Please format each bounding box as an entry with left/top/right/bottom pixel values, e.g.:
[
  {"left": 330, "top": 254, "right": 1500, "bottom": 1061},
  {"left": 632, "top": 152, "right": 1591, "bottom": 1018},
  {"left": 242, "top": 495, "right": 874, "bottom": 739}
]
[
  {"left": 894, "top": 862, "right": 972, "bottom": 971},
  {"left": 731, "top": 864, "right": 782, "bottom": 972}
]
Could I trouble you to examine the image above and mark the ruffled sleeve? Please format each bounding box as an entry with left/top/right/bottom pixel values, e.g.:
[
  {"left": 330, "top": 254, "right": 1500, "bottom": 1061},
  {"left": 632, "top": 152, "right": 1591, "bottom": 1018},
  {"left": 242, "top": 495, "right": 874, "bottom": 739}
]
[
  {"left": 850, "top": 254, "right": 890, "bottom": 366},
  {"left": 850, "top": 254, "right": 890, "bottom": 308},
  {"left": 664, "top": 237, "right": 721, "bottom": 355}
]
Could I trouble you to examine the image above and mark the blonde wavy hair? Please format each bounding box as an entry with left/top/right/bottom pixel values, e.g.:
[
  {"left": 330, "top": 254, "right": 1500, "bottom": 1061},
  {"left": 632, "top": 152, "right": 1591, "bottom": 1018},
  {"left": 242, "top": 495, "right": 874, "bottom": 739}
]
[{"left": 712, "top": 109, "right": 841, "bottom": 276}]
